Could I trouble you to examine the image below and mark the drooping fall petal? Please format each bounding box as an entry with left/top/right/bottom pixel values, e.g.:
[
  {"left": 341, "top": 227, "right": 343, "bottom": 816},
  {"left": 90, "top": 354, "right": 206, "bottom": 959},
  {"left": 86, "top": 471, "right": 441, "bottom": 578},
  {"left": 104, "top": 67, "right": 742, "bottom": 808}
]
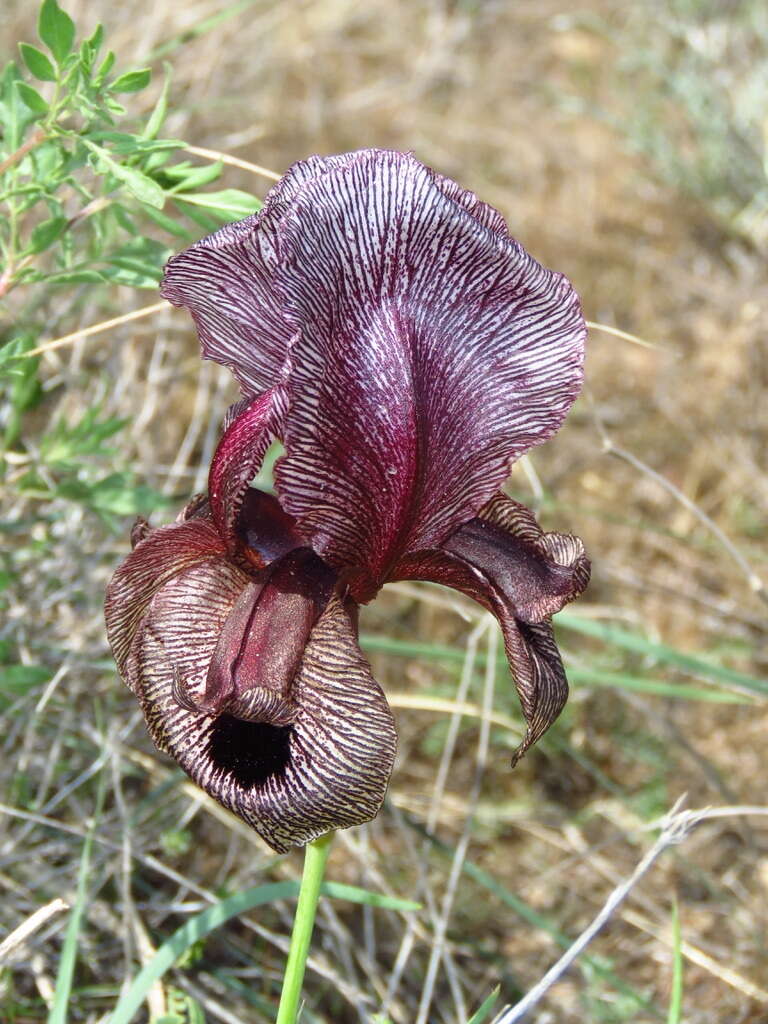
[
  {"left": 272, "top": 150, "right": 585, "bottom": 597},
  {"left": 105, "top": 509, "right": 225, "bottom": 691},
  {"left": 395, "top": 492, "right": 590, "bottom": 760},
  {"left": 442, "top": 492, "right": 590, "bottom": 622},
  {"left": 128, "top": 566, "right": 397, "bottom": 852}
]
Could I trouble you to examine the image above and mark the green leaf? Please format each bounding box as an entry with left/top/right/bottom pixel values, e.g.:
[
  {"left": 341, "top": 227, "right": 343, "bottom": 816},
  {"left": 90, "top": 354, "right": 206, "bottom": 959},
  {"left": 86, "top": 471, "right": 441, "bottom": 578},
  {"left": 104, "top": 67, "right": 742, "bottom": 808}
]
[
  {"left": 3, "top": 335, "right": 42, "bottom": 446},
  {"left": 16, "top": 81, "right": 49, "bottom": 115},
  {"left": 666, "top": 900, "right": 683, "bottom": 1024},
  {"left": 102, "top": 237, "right": 172, "bottom": 288},
  {"left": 163, "top": 160, "right": 223, "bottom": 190},
  {"left": 143, "top": 62, "right": 172, "bottom": 140},
  {"left": 0, "top": 335, "right": 39, "bottom": 376},
  {"left": 19, "top": 43, "right": 57, "bottom": 82},
  {"left": 29, "top": 214, "right": 68, "bottom": 253},
  {"left": 45, "top": 269, "right": 106, "bottom": 285},
  {"left": 467, "top": 987, "right": 500, "bottom": 1024},
  {"left": 84, "top": 131, "right": 182, "bottom": 156},
  {"left": 1, "top": 62, "right": 32, "bottom": 150},
  {"left": 172, "top": 199, "right": 221, "bottom": 233},
  {"left": 56, "top": 473, "right": 169, "bottom": 516},
  {"left": 0, "top": 664, "right": 52, "bottom": 693},
  {"left": 40, "top": 408, "right": 127, "bottom": 466},
  {"left": 173, "top": 188, "right": 261, "bottom": 219},
  {"left": 84, "top": 22, "right": 103, "bottom": 54},
  {"left": 109, "top": 880, "right": 419, "bottom": 1024},
  {"left": 38, "top": 0, "right": 76, "bottom": 64},
  {"left": 112, "top": 164, "right": 164, "bottom": 208},
  {"left": 140, "top": 203, "right": 194, "bottom": 241},
  {"left": 95, "top": 50, "right": 116, "bottom": 80},
  {"left": 48, "top": 774, "right": 105, "bottom": 1024},
  {"left": 108, "top": 67, "right": 151, "bottom": 93},
  {"left": 85, "top": 140, "right": 165, "bottom": 208}
]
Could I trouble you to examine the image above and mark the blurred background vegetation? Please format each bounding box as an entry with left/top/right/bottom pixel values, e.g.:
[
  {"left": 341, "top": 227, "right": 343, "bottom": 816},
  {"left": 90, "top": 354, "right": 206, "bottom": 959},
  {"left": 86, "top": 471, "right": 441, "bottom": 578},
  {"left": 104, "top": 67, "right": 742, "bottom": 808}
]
[{"left": 1, "top": 0, "right": 767, "bottom": 1021}]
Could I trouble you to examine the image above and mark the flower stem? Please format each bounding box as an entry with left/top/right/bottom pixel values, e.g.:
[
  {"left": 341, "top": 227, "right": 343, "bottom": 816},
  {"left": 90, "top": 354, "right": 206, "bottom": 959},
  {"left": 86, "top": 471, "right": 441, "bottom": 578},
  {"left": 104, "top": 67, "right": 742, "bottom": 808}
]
[{"left": 276, "top": 831, "right": 334, "bottom": 1024}]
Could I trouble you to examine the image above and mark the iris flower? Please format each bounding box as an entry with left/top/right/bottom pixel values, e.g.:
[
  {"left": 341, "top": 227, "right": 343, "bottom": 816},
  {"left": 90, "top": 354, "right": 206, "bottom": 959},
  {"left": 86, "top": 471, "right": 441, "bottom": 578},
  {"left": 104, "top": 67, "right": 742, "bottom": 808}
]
[{"left": 105, "top": 150, "right": 590, "bottom": 853}]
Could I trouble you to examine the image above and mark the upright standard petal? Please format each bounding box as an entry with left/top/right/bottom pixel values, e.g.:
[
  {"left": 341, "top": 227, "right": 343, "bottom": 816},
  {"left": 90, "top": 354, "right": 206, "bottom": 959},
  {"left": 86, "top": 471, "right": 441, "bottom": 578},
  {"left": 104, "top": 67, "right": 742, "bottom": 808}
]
[
  {"left": 274, "top": 150, "right": 586, "bottom": 597},
  {"left": 160, "top": 152, "right": 362, "bottom": 397}
]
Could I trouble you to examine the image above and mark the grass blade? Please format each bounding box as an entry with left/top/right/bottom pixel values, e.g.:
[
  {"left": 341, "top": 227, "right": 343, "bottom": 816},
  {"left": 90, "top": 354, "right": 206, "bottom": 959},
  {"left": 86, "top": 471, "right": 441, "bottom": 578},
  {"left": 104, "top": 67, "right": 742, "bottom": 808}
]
[
  {"left": 47, "top": 776, "right": 105, "bottom": 1024},
  {"left": 359, "top": 634, "right": 755, "bottom": 703},
  {"left": 467, "top": 985, "right": 500, "bottom": 1023},
  {"left": 109, "top": 880, "right": 419, "bottom": 1024},
  {"left": 666, "top": 900, "right": 683, "bottom": 1024},
  {"left": 557, "top": 614, "right": 768, "bottom": 696}
]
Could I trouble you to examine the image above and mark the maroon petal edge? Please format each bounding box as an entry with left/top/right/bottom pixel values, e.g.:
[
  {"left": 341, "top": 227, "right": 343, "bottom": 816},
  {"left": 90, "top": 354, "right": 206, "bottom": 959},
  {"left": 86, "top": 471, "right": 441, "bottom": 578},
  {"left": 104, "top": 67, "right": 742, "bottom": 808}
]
[
  {"left": 207, "top": 386, "right": 287, "bottom": 555},
  {"left": 160, "top": 153, "right": 362, "bottom": 397}
]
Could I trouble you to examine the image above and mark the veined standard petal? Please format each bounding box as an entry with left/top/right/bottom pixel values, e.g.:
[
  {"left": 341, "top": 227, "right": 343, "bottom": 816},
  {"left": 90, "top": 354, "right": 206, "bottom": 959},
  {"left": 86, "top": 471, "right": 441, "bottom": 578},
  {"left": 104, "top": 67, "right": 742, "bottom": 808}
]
[
  {"left": 131, "top": 573, "right": 397, "bottom": 853},
  {"left": 274, "top": 149, "right": 586, "bottom": 597},
  {"left": 396, "top": 493, "right": 589, "bottom": 761},
  {"left": 105, "top": 513, "right": 225, "bottom": 690},
  {"left": 161, "top": 210, "right": 291, "bottom": 397},
  {"left": 207, "top": 387, "right": 291, "bottom": 557},
  {"left": 160, "top": 152, "right": 362, "bottom": 397}
]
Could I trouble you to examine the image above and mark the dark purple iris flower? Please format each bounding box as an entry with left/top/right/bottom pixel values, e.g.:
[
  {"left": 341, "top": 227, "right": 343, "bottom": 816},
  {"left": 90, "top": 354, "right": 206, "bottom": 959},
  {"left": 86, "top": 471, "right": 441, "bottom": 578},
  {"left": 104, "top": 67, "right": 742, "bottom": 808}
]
[{"left": 105, "top": 149, "right": 590, "bottom": 853}]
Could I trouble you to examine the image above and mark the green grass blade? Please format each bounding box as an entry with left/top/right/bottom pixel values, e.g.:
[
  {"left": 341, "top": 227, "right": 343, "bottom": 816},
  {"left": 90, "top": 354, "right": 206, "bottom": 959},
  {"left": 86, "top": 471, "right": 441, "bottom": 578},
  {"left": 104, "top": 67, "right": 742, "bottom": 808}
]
[
  {"left": 109, "top": 880, "right": 419, "bottom": 1024},
  {"left": 48, "top": 776, "right": 105, "bottom": 1024},
  {"left": 467, "top": 985, "right": 500, "bottom": 1023},
  {"left": 666, "top": 900, "right": 683, "bottom": 1024},
  {"left": 359, "top": 634, "right": 754, "bottom": 703},
  {"left": 557, "top": 614, "right": 768, "bottom": 696},
  {"left": 566, "top": 667, "right": 750, "bottom": 704},
  {"left": 323, "top": 881, "right": 420, "bottom": 912}
]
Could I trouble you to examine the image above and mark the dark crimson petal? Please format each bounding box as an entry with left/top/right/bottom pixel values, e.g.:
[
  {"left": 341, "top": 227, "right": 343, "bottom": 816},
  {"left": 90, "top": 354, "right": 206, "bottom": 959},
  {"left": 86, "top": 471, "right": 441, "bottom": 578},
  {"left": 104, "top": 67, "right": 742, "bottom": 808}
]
[
  {"left": 274, "top": 150, "right": 586, "bottom": 596},
  {"left": 200, "top": 548, "right": 336, "bottom": 721},
  {"left": 129, "top": 575, "right": 397, "bottom": 852},
  {"left": 105, "top": 512, "right": 226, "bottom": 691},
  {"left": 238, "top": 489, "right": 305, "bottom": 569},
  {"left": 442, "top": 492, "right": 590, "bottom": 622},
  {"left": 207, "top": 387, "right": 287, "bottom": 556},
  {"left": 160, "top": 153, "right": 361, "bottom": 397},
  {"left": 394, "top": 493, "right": 589, "bottom": 761},
  {"left": 503, "top": 619, "right": 571, "bottom": 764}
]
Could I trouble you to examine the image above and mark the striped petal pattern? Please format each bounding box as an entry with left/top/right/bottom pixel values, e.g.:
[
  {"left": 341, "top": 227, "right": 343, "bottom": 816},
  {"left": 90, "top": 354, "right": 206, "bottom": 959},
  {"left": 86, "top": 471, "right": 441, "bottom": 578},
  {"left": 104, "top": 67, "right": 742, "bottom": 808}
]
[
  {"left": 108, "top": 148, "right": 590, "bottom": 851},
  {"left": 207, "top": 386, "right": 287, "bottom": 556},
  {"left": 394, "top": 492, "right": 590, "bottom": 761},
  {"left": 160, "top": 153, "right": 361, "bottom": 398},
  {"left": 128, "top": 573, "right": 396, "bottom": 852},
  {"left": 105, "top": 509, "right": 225, "bottom": 691},
  {"left": 273, "top": 150, "right": 585, "bottom": 596}
]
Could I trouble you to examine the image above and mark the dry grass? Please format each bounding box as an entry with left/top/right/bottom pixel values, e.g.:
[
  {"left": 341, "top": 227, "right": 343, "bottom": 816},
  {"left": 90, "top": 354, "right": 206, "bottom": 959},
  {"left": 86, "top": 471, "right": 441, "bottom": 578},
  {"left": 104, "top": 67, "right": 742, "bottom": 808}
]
[{"left": 2, "top": 1, "right": 767, "bottom": 1022}]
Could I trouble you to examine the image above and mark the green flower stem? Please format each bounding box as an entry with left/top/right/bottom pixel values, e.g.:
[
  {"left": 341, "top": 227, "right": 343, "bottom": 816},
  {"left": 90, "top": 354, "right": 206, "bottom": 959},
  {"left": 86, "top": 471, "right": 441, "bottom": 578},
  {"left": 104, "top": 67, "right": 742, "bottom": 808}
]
[{"left": 276, "top": 831, "right": 335, "bottom": 1024}]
